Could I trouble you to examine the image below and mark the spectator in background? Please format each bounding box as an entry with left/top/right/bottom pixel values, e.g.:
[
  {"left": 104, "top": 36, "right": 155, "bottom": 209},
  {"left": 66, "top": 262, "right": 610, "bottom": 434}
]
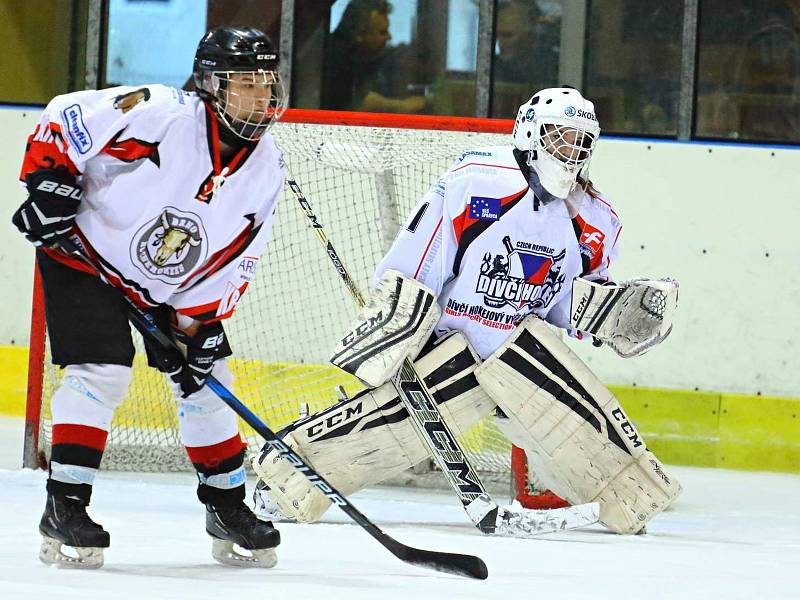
[
  {"left": 697, "top": 0, "right": 800, "bottom": 141},
  {"left": 321, "top": 0, "right": 427, "bottom": 113},
  {"left": 731, "top": 0, "right": 800, "bottom": 140},
  {"left": 492, "top": 1, "right": 561, "bottom": 117}
]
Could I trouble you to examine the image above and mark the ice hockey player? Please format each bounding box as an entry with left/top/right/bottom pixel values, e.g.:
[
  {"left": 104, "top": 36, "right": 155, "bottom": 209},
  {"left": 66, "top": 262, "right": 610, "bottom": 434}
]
[
  {"left": 252, "top": 87, "right": 682, "bottom": 535},
  {"left": 12, "top": 27, "right": 287, "bottom": 569}
]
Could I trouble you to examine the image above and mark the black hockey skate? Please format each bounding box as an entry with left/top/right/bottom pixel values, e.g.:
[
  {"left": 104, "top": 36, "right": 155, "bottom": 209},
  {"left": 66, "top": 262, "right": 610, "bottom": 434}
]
[
  {"left": 206, "top": 502, "right": 280, "bottom": 568},
  {"left": 39, "top": 493, "right": 110, "bottom": 569}
]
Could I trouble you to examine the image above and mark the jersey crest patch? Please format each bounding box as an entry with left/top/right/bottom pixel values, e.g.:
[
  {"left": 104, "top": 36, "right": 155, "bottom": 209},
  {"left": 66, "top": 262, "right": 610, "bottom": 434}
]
[
  {"left": 476, "top": 235, "right": 566, "bottom": 310},
  {"left": 468, "top": 196, "right": 501, "bottom": 221},
  {"left": 130, "top": 208, "right": 208, "bottom": 284}
]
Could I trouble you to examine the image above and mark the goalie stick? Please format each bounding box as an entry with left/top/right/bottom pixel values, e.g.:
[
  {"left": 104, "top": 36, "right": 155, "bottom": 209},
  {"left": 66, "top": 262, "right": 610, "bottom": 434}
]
[
  {"left": 53, "top": 237, "right": 488, "bottom": 580},
  {"left": 286, "top": 174, "right": 600, "bottom": 538}
]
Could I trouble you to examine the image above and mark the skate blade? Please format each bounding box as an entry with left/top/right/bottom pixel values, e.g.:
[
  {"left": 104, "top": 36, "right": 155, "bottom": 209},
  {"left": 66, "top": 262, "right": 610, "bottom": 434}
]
[
  {"left": 39, "top": 534, "right": 104, "bottom": 569},
  {"left": 211, "top": 538, "right": 277, "bottom": 568}
]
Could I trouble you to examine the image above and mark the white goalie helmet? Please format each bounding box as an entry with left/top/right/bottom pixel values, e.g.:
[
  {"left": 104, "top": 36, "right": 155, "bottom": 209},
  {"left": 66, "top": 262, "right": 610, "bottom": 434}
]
[{"left": 512, "top": 87, "right": 601, "bottom": 198}]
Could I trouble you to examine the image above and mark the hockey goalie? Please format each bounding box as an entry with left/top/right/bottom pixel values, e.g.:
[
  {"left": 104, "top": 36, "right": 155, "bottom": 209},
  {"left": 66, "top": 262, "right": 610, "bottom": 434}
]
[{"left": 253, "top": 87, "right": 681, "bottom": 535}]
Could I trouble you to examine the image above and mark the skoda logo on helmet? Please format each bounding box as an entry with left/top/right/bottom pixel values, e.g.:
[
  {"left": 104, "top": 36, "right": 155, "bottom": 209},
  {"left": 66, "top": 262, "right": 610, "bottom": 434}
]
[
  {"left": 525, "top": 108, "right": 535, "bottom": 121},
  {"left": 564, "top": 106, "right": 577, "bottom": 117}
]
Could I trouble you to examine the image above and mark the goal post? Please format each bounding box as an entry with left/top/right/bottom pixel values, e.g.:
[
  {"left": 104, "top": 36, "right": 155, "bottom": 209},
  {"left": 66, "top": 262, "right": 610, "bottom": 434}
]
[{"left": 23, "top": 108, "right": 562, "bottom": 506}]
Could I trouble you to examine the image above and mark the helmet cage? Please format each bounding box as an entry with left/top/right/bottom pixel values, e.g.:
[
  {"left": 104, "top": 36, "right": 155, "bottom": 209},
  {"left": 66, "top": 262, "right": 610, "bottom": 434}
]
[
  {"left": 203, "top": 69, "right": 287, "bottom": 141},
  {"left": 537, "top": 122, "right": 596, "bottom": 170}
]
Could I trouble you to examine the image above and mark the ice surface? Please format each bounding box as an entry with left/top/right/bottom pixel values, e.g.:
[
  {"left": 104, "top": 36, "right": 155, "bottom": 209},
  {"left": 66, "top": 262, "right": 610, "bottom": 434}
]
[{"left": 1, "top": 416, "right": 798, "bottom": 599}]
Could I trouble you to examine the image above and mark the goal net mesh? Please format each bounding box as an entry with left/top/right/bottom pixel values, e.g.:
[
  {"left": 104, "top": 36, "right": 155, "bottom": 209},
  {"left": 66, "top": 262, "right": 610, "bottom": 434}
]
[{"left": 34, "top": 113, "right": 516, "bottom": 487}]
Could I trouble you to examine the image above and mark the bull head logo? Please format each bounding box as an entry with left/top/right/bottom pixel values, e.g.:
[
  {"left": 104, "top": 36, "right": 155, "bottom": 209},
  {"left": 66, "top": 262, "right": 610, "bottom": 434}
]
[{"left": 152, "top": 211, "right": 201, "bottom": 266}]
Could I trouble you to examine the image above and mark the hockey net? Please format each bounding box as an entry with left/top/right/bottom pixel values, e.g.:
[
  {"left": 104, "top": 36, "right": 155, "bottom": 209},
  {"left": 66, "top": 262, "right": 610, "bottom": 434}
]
[{"left": 25, "top": 109, "right": 561, "bottom": 504}]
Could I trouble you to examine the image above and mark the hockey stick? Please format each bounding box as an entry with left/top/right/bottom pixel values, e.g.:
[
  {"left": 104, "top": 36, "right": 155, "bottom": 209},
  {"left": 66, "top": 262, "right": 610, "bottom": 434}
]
[
  {"left": 286, "top": 175, "right": 600, "bottom": 538},
  {"left": 53, "top": 237, "right": 488, "bottom": 580}
]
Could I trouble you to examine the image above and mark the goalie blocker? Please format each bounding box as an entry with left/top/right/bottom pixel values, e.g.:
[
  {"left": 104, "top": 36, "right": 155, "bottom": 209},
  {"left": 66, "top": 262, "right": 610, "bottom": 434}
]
[
  {"left": 254, "top": 316, "right": 679, "bottom": 534},
  {"left": 330, "top": 269, "right": 441, "bottom": 387}
]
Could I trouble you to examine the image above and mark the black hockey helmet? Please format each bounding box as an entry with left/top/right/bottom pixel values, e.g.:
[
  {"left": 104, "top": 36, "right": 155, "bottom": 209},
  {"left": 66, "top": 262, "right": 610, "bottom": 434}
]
[{"left": 193, "top": 26, "right": 287, "bottom": 140}]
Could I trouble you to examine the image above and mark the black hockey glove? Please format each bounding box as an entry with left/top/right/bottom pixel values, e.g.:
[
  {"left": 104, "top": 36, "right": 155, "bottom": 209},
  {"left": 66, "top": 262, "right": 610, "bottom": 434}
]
[
  {"left": 12, "top": 167, "right": 83, "bottom": 247},
  {"left": 166, "top": 322, "right": 227, "bottom": 398}
]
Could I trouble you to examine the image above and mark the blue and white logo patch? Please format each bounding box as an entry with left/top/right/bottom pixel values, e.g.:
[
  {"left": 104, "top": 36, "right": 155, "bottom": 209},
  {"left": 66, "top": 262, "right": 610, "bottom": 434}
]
[
  {"left": 469, "top": 196, "right": 501, "bottom": 221},
  {"left": 61, "top": 104, "right": 93, "bottom": 154},
  {"left": 564, "top": 105, "right": 576, "bottom": 117},
  {"left": 525, "top": 107, "right": 535, "bottom": 121}
]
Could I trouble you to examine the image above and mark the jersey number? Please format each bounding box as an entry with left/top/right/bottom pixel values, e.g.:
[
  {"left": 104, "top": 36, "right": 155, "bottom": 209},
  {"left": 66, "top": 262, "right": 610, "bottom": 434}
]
[{"left": 406, "top": 202, "right": 429, "bottom": 233}]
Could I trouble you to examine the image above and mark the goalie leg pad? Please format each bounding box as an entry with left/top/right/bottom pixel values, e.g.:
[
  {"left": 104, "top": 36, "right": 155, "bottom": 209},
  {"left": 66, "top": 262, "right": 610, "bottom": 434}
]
[
  {"left": 477, "top": 316, "right": 681, "bottom": 534},
  {"left": 252, "top": 332, "right": 494, "bottom": 523}
]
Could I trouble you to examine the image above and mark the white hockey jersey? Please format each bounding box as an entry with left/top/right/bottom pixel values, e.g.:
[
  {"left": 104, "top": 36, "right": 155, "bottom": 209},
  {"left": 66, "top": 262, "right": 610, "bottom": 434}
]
[
  {"left": 374, "top": 146, "right": 622, "bottom": 359},
  {"left": 21, "top": 84, "right": 284, "bottom": 323}
]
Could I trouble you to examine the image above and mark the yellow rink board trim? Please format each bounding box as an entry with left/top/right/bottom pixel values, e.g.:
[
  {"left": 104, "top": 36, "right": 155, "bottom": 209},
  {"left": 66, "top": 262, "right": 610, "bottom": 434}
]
[
  {"left": 2, "top": 345, "right": 798, "bottom": 473},
  {"left": 0, "top": 345, "right": 29, "bottom": 417}
]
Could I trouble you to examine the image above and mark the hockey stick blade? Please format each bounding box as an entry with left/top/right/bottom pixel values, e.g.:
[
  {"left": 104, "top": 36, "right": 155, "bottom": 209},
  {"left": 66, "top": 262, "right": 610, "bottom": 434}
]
[
  {"left": 466, "top": 492, "right": 598, "bottom": 538},
  {"left": 214, "top": 381, "right": 488, "bottom": 580},
  {"left": 383, "top": 537, "right": 488, "bottom": 579},
  {"left": 495, "top": 502, "right": 600, "bottom": 538},
  {"left": 55, "top": 238, "right": 488, "bottom": 580}
]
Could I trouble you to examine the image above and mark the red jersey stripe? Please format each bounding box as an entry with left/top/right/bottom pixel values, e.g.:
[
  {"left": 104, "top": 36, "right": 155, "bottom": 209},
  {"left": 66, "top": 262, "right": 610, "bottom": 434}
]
[
  {"left": 414, "top": 216, "right": 443, "bottom": 279},
  {"left": 19, "top": 122, "right": 80, "bottom": 181}
]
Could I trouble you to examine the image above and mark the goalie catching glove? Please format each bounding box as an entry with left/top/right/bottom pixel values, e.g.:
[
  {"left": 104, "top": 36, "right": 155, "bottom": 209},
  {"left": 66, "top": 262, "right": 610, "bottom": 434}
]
[
  {"left": 570, "top": 277, "right": 678, "bottom": 358},
  {"left": 330, "top": 269, "right": 441, "bottom": 387}
]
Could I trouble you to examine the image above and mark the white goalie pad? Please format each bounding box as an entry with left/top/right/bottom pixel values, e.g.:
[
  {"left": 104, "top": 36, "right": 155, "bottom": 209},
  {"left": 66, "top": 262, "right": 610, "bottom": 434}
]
[
  {"left": 475, "top": 316, "right": 681, "bottom": 534},
  {"left": 330, "top": 269, "right": 442, "bottom": 387},
  {"left": 253, "top": 332, "right": 493, "bottom": 523},
  {"left": 570, "top": 277, "right": 679, "bottom": 358}
]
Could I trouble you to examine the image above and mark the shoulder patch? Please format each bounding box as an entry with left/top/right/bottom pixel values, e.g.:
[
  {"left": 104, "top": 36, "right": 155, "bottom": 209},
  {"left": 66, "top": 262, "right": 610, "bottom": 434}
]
[
  {"left": 61, "top": 104, "right": 93, "bottom": 154},
  {"left": 468, "top": 196, "right": 501, "bottom": 221}
]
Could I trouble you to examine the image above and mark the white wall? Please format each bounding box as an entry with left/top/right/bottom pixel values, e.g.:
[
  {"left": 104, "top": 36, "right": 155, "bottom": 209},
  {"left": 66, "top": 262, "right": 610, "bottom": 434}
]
[
  {"left": 1, "top": 107, "right": 797, "bottom": 398},
  {"left": 0, "top": 108, "right": 39, "bottom": 346},
  {"left": 582, "top": 140, "right": 799, "bottom": 396}
]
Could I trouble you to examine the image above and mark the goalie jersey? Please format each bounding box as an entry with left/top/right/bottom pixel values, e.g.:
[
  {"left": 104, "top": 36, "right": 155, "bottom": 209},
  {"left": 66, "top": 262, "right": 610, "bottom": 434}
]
[
  {"left": 375, "top": 146, "right": 622, "bottom": 359},
  {"left": 20, "top": 84, "right": 284, "bottom": 323}
]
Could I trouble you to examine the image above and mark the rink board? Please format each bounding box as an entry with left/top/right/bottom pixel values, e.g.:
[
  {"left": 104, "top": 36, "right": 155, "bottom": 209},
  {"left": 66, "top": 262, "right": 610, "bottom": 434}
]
[{"left": 3, "top": 344, "right": 798, "bottom": 473}]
